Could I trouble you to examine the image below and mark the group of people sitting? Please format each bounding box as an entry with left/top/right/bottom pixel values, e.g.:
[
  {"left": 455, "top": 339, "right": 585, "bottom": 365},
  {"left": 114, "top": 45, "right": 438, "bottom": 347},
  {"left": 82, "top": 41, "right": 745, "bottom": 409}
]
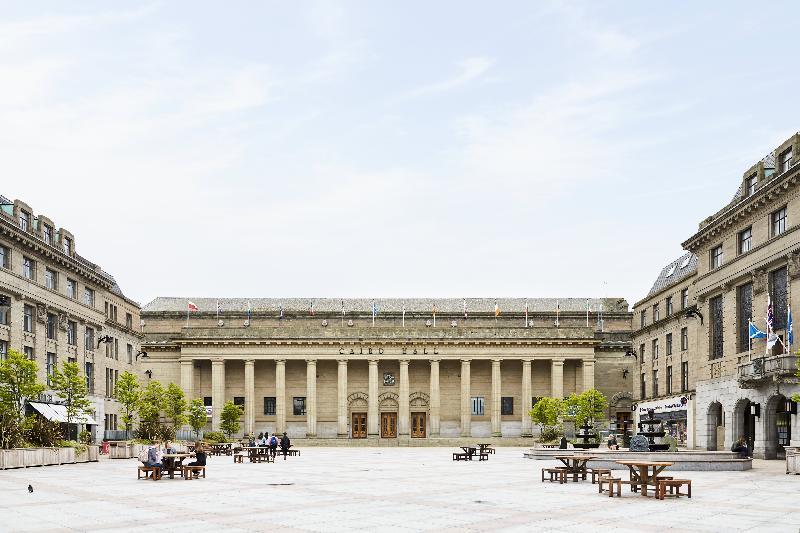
[
  {"left": 140, "top": 440, "right": 207, "bottom": 477},
  {"left": 250, "top": 431, "right": 292, "bottom": 459}
]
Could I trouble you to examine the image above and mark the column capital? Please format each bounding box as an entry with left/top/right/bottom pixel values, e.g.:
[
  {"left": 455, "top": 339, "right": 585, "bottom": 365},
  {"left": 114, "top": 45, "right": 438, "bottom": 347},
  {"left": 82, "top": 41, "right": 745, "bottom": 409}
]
[
  {"left": 551, "top": 358, "right": 565, "bottom": 365},
  {"left": 306, "top": 358, "right": 317, "bottom": 365},
  {"left": 429, "top": 358, "right": 440, "bottom": 364},
  {"left": 399, "top": 359, "right": 410, "bottom": 365},
  {"left": 582, "top": 358, "right": 595, "bottom": 365},
  {"left": 521, "top": 358, "right": 532, "bottom": 364},
  {"left": 275, "top": 359, "right": 286, "bottom": 365},
  {"left": 211, "top": 358, "right": 225, "bottom": 364},
  {"left": 244, "top": 359, "right": 255, "bottom": 365},
  {"left": 180, "top": 359, "right": 193, "bottom": 365},
  {"left": 368, "top": 359, "right": 379, "bottom": 365},
  {"left": 338, "top": 359, "right": 348, "bottom": 365},
  {"left": 461, "top": 358, "right": 471, "bottom": 364},
  {"left": 491, "top": 358, "right": 502, "bottom": 364}
]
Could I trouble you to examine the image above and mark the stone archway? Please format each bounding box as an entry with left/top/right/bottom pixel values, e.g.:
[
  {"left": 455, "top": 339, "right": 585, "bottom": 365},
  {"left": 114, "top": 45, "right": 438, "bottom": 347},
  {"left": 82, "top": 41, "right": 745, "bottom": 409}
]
[
  {"left": 347, "top": 392, "right": 369, "bottom": 439},
  {"left": 347, "top": 392, "right": 368, "bottom": 410},
  {"left": 378, "top": 392, "right": 399, "bottom": 411},
  {"left": 764, "top": 394, "right": 788, "bottom": 459},
  {"left": 707, "top": 401, "right": 724, "bottom": 451},
  {"left": 409, "top": 391, "right": 430, "bottom": 410},
  {"left": 732, "top": 397, "right": 754, "bottom": 452}
]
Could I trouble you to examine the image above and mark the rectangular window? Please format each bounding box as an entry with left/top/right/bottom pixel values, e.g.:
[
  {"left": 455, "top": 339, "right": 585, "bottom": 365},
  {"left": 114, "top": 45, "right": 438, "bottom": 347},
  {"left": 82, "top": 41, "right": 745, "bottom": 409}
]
[
  {"left": 471, "top": 396, "right": 485, "bottom": 416},
  {"left": 45, "top": 268, "right": 57, "bottom": 290},
  {"left": 0, "top": 244, "right": 8, "bottom": 269},
  {"left": 85, "top": 362, "right": 94, "bottom": 393},
  {"left": 23, "top": 304, "right": 34, "bottom": 333},
  {"left": 780, "top": 147, "right": 793, "bottom": 173},
  {"left": 710, "top": 295, "right": 724, "bottom": 359},
  {"left": 738, "top": 227, "right": 752, "bottom": 254},
  {"left": 263, "top": 397, "right": 276, "bottom": 415},
  {"left": 293, "top": 397, "right": 306, "bottom": 416},
  {"left": 746, "top": 174, "right": 757, "bottom": 196},
  {"left": 84, "top": 287, "right": 95, "bottom": 307},
  {"left": 23, "top": 346, "right": 34, "bottom": 360},
  {"left": 22, "top": 256, "right": 35, "bottom": 280},
  {"left": 46, "top": 313, "right": 57, "bottom": 340},
  {"left": 127, "top": 344, "right": 133, "bottom": 364},
  {"left": 501, "top": 397, "right": 514, "bottom": 416},
  {"left": 640, "top": 373, "right": 646, "bottom": 399},
  {"left": 114, "top": 338, "right": 119, "bottom": 360},
  {"left": 770, "top": 267, "right": 788, "bottom": 330},
  {"left": 67, "top": 320, "right": 77, "bottom": 346},
  {"left": 652, "top": 338, "right": 659, "bottom": 360},
  {"left": 666, "top": 333, "right": 673, "bottom": 356},
  {"left": 666, "top": 297, "right": 673, "bottom": 316},
  {"left": 738, "top": 283, "right": 753, "bottom": 352},
  {"left": 653, "top": 304, "right": 660, "bottom": 322},
  {"left": 126, "top": 313, "right": 133, "bottom": 329},
  {"left": 63, "top": 237, "right": 71, "bottom": 255},
  {"left": 85, "top": 327, "right": 94, "bottom": 351},
  {"left": 681, "top": 289, "right": 689, "bottom": 309},
  {"left": 233, "top": 396, "right": 245, "bottom": 407},
  {"left": 681, "top": 361, "right": 689, "bottom": 392},
  {"left": 639, "top": 343, "right": 645, "bottom": 362},
  {"left": 46, "top": 352, "right": 57, "bottom": 386},
  {"left": 652, "top": 370, "right": 659, "bottom": 397},
  {"left": 710, "top": 245, "right": 723, "bottom": 269},
  {"left": 681, "top": 327, "right": 688, "bottom": 350},
  {"left": 0, "top": 298, "right": 6, "bottom": 326},
  {"left": 203, "top": 397, "right": 212, "bottom": 407},
  {"left": 0, "top": 340, "right": 7, "bottom": 360},
  {"left": 640, "top": 310, "right": 646, "bottom": 328},
  {"left": 666, "top": 366, "right": 673, "bottom": 395},
  {"left": 772, "top": 207, "right": 787, "bottom": 237},
  {"left": 19, "top": 211, "right": 29, "bottom": 232},
  {"left": 43, "top": 225, "right": 52, "bottom": 245},
  {"left": 67, "top": 279, "right": 77, "bottom": 299}
]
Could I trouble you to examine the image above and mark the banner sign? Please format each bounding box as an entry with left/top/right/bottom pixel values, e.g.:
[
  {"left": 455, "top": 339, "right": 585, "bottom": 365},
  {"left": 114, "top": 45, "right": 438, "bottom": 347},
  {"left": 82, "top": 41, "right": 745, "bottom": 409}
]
[{"left": 635, "top": 395, "right": 689, "bottom": 415}]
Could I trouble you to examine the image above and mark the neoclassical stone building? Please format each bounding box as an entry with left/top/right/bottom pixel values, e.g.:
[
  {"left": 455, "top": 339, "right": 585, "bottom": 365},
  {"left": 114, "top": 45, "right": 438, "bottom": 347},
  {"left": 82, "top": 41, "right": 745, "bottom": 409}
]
[{"left": 142, "top": 298, "right": 635, "bottom": 442}]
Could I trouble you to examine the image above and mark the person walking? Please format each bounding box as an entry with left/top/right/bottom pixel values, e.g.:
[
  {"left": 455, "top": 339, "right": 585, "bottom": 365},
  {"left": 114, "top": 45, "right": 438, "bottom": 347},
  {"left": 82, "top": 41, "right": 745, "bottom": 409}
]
[
  {"left": 280, "top": 432, "right": 291, "bottom": 460},
  {"left": 269, "top": 433, "right": 279, "bottom": 458}
]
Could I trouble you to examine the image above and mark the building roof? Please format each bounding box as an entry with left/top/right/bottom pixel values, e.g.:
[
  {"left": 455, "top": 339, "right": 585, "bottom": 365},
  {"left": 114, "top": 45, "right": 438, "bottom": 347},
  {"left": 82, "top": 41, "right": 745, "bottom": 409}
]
[
  {"left": 647, "top": 252, "right": 697, "bottom": 297},
  {"left": 142, "top": 297, "right": 630, "bottom": 314}
]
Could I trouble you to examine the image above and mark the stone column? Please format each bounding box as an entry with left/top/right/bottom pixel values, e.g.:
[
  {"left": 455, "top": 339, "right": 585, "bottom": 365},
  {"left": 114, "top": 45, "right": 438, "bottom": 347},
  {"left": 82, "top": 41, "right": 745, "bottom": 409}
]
[
  {"left": 551, "top": 358, "right": 564, "bottom": 399},
  {"left": 521, "top": 359, "right": 532, "bottom": 437},
  {"left": 582, "top": 358, "right": 595, "bottom": 392},
  {"left": 306, "top": 359, "right": 317, "bottom": 437},
  {"left": 211, "top": 359, "right": 225, "bottom": 432},
  {"left": 180, "top": 359, "right": 194, "bottom": 399},
  {"left": 244, "top": 359, "right": 255, "bottom": 435},
  {"left": 491, "top": 359, "right": 502, "bottom": 437},
  {"left": 460, "top": 359, "right": 471, "bottom": 437},
  {"left": 399, "top": 360, "right": 410, "bottom": 437},
  {"left": 337, "top": 359, "right": 348, "bottom": 438},
  {"left": 275, "top": 359, "right": 286, "bottom": 434},
  {"left": 368, "top": 360, "right": 379, "bottom": 437},
  {"left": 429, "top": 359, "right": 441, "bottom": 437}
]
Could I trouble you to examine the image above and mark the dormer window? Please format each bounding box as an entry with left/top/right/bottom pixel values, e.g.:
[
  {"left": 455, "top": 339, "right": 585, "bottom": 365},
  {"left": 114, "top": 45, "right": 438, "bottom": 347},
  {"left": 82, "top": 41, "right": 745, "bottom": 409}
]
[
  {"left": 710, "top": 245, "right": 723, "bottom": 269},
  {"left": 19, "top": 211, "right": 30, "bottom": 232},
  {"left": 780, "top": 148, "right": 793, "bottom": 173},
  {"left": 63, "top": 236, "right": 71, "bottom": 255},
  {"left": 42, "top": 225, "right": 52, "bottom": 245},
  {"left": 746, "top": 174, "right": 757, "bottom": 196}
]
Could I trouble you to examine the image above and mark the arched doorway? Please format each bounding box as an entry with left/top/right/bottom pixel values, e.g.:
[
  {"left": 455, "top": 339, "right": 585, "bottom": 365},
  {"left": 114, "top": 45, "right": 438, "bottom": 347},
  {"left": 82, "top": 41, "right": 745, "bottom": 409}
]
[
  {"left": 410, "top": 392, "right": 430, "bottom": 438},
  {"left": 764, "top": 394, "right": 791, "bottom": 459},
  {"left": 707, "top": 401, "right": 724, "bottom": 451},
  {"left": 378, "top": 392, "right": 399, "bottom": 438},
  {"left": 733, "top": 398, "right": 755, "bottom": 453},
  {"left": 347, "top": 392, "right": 368, "bottom": 439}
]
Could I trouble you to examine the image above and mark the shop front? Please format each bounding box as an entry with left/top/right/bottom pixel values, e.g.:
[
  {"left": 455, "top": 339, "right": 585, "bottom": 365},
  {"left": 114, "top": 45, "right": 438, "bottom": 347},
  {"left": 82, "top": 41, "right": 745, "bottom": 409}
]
[{"left": 633, "top": 394, "right": 695, "bottom": 448}]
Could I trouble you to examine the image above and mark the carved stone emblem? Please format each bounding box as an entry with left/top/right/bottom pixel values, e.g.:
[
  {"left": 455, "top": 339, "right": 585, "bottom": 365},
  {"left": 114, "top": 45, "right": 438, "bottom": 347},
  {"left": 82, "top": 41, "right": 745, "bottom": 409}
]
[
  {"left": 58, "top": 313, "right": 69, "bottom": 331},
  {"left": 752, "top": 269, "right": 767, "bottom": 294},
  {"left": 36, "top": 304, "right": 47, "bottom": 323},
  {"left": 789, "top": 252, "right": 800, "bottom": 279}
]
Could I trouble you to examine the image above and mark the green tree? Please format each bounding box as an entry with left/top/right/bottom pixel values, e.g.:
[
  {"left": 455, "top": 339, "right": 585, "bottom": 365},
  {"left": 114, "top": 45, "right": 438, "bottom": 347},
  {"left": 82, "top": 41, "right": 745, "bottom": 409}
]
[
  {"left": 219, "top": 400, "right": 243, "bottom": 439},
  {"left": 138, "top": 380, "right": 165, "bottom": 440},
  {"left": 566, "top": 389, "right": 609, "bottom": 428},
  {"left": 49, "top": 361, "right": 93, "bottom": 438},
  {"left": 114, "top": 371, "right": 140, "bottom": 439},
  {"left": 187, "top": 398, "right": 207, "bottom": 438},
  {"left": 529, "top": 397, "right": 563, "bottom": 441},
  {"left": 164, "top": 383, "right": 187, "bottom": 431},
  {"left": 0, "top": 349, "right": 44, "bottom": 424}
]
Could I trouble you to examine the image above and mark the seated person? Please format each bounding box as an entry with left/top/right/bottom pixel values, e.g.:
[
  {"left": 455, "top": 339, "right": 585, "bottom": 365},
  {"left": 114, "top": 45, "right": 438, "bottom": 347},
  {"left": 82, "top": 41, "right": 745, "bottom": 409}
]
[
  {"left": 144, "top": 444, "right": 163, "bottom": 469},
  {"left": 731, "top": 436, "right": 752, "bottom": 458},
  {"left": 607, "top": 434, "right": 619, "bottom": 450},
  {"left": 187, "top": 442, "right": 206, "bottom": 476}
]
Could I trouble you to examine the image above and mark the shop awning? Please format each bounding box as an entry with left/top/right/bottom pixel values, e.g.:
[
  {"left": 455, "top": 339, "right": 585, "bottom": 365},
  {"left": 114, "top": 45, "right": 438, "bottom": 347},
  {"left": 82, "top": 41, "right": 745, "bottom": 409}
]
[{"left": 29, "top": 402, "right": 97, "bottom": 425}]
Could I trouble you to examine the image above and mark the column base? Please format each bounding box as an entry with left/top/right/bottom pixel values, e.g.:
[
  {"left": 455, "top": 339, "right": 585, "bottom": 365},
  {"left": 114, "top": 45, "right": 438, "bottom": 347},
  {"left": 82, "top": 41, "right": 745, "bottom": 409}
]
[
  {"left": 491, "top": 432, "right": 502, "bottom": 438},
  {"left": 337, "top": 433, "right": 349, "bottom": 439},
  {"left": 521, "top": 432, "right": 533, "bottom": 438}
]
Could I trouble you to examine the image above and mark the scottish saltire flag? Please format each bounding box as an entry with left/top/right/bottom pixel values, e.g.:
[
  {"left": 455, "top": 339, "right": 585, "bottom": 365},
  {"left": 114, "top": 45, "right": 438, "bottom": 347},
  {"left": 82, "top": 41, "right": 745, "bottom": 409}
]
[
  {"left": 749, "top": 322, "right": 767, "bottom": 339},
  {"left": 789, "top": 306, "right": 793, "bottom": 346}
]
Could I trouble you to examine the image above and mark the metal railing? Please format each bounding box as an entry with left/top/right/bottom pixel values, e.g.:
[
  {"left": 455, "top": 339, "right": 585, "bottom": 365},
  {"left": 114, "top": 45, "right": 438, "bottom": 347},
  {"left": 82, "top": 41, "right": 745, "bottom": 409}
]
[{"left": 738, "top": 354, "right": 798, "bottom": 380}]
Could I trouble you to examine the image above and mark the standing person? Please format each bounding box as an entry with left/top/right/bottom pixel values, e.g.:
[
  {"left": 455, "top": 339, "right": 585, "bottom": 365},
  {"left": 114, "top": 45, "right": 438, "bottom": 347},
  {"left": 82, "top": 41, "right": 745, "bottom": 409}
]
[
  {"left": 269, "top": 433, "right": 279, "bottom": 458},
  {"left": 280, "top": 432, "right": 291, "bottom": 460}
]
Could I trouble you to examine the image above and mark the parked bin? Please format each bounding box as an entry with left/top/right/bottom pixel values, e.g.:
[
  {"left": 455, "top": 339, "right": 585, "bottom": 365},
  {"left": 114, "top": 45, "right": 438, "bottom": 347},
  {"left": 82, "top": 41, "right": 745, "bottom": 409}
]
[{"left": 101, "top": 441, "right": 110, "bottom": 454}]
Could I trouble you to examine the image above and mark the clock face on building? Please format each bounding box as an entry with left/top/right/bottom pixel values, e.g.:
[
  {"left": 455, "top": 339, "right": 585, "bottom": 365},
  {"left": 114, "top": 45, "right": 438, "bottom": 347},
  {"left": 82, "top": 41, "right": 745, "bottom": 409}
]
[{"left": 383, "top": 372, "right": 396, "bottom": 386}]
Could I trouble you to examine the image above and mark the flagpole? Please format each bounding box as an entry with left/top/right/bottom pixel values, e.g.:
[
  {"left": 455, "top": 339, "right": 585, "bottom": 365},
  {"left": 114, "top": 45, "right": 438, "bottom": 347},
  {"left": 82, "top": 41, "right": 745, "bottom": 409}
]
[
  {"left": 748, "top": 318, "right": 752, "bottom": 361},
  {"left": 186, "top": 301, "right": 189, "bottom": 328},
  {"left": 556, "top": 299, "right": 560, "bottom": 328},
  {"left": 586, "top": 299, "right": 589, "bottom": 327}
]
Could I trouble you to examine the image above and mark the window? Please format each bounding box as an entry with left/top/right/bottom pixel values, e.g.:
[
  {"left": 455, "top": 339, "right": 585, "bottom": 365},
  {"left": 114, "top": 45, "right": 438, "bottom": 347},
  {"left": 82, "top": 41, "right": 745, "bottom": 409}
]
[
  {"left": 666, "top": 366, "right": 673, "bottom": 395},
  {"left": 45, "top": 268, "right": 57, "bottom": 290},
  {"left": 652, "top": 370, "right": 659, "bottom": 397},
  {"left": 746, "top": 174, "right": 757, "bottom": 196},
  {"left": 64, "top": 279, "right": 76, "bottom": 300},
  {"left": 681, "top": 289, "right": 689, "bottom": 309},
  {"left": 127, "top": 344, "right": 133, "bottom": 364},
  {"left": 0, "top": 299, "right": 6, "bottom": 326},
  {"left": 263, "top": 397, "right": 276, "bottom": 415},
  {"left": 780, "top": 147, "right": 793, "bottom": 173},
  {"left": 46, "top": 352, "right": 56, "bottom": 386},
  {"left": 770, "top": 267, "right": 788, "bottom": 330},
  {"left": 501, "top": 397, "right": 514, "bottom": 416},
  {"left": 105, "top": 303, "right": 118, "bottom": 322},
  {"left": 738, "top": 227, "right": 752, "bottom": 254},
  {"left": 710, "top": 245, "right": 723, "bottom": 269},
  {"left": 85, "top": 362, "right": 94, "bottom": 393},
  {"left": 19, "top": 211, "right": 30, "bottom": 231},
  {"left": 666, "top": 333, "right": 673, "bottom": 356},
  {"left": 772, "top": 207, "right": 787, "bottom": 237},
  {"left": 738, "top": 283, "right": 753, "bottom": 352},
  {"left": 293, "top": 397, "right": 306, "bottom": 416},
  {"left": 46, "top": 313, "right": 57, "bottom": 340},
  {"left": 652, "top": 338, "right": 659, "bottom": 360},
  {"left": 23, "top": 304, "right": 34, "bottom": 333},
  {"left": 640, "top": 373, "right": 646, "bottom": 399},
  {"left": 22, "top": 256, "right": 35, "bottom": 280},
  {"left": 24, "top": 346, "right": 34, "bottom": 360},
  {"left": 85, "top": 327, "right": 94, "bottom": 351},
  {"left": 710, "top": 295, "right": 723, "bottom": 359},
  {"left": 203, "top": 397, "right": 212, "bottom": 407},
  {"left": 43, "top": 224, "right": 52, "bottom": 245},
  {"left": 681, "top": 361, "right": 689, "bottom": 392},
  {"left": 114, "top": 338, "right": 119, "bottom": 360},
  {"left": 681, "top": 327, "right": 688, "bottom": 350},
  {"left": 0, "top": 244, "right": 8, "bottom": 269},
  {"left": 233, "top": 397, "right": 245, "bottom": 407},
  {"left": 653, "top": 304, "right": 660, "bottom": 322},
  {"left": 0, "top": 341, "right": 7, "bottom": 360},
  {"left": 126, "top": 313, "right": 133, "bottom": 329},
  {"left": 471, "top": 396, "right": 485, "bottom": 416},
  {"left": 84, "top": 287, "right": 94, "bottom": 307},
  {"left": 666, "top": 297, "right": 673, "bottom": 316},
  {"left": 639, "top": 343, "right": 645, "bottom": 362},
  {"left": 640, "top": 310, "right": 646, "bottom": 328},
  {"left": 67, "top": 320, "right": 77, "bottom": 345},
  {"left": 62, "top": 236, "right": 72, "bottom": 255}
]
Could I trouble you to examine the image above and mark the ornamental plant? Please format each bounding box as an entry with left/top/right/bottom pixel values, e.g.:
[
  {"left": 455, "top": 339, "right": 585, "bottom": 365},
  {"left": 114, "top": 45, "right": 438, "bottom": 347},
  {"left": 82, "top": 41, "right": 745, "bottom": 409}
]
[
  {"left": 50, "top": 361, "right": 93, "bottom": 438},
  {"left": 565, "top": 388, "right": 609, "bottom": 428},
  {"left": 529, "top": 397, "right": 563, "bottom": 442},
  {"left": 188, "top": 398, "right": 207, "bottom": 438},
  {"left": 0, "top": 349, "right": 44, "bottom": 449},
  {"left": 114, "top": 371, "right": 140, "bottom": 439},
  {"left": 164, "top": 383, "right": 187, "bottom": 432},
  {"left": 219, "top": 401, "right": 243, "bottom": 439}
]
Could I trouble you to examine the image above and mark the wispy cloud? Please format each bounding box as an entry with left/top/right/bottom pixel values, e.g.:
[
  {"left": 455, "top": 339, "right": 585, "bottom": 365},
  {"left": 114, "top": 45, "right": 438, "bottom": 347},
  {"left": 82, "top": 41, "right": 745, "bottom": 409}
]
[{"left": 400, "top": 56, "right": 494, "bottom": 99}]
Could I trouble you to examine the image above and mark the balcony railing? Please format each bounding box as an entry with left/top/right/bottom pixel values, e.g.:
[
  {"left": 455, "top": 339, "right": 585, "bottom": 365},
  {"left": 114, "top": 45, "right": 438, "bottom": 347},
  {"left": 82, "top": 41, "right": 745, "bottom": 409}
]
[{"left": 737, "top": 354, "right": 799, "bottom": 386}]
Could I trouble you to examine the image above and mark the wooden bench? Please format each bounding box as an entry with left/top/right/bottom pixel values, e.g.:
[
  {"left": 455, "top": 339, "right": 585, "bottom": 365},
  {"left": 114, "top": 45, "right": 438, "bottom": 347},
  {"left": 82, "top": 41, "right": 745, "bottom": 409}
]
[
  {"left": 285, "top": 449, "right": 300, "bottom": 457},
  {"left": 590, "top": 468, "right": 612, "bottom": 484},
  {"left": 477, "top": 453, "right": 489, "bottom": 461},
  {"left": 541, "top": 467, "right": 567, "bottom": 483},
  {"left": 233, "top": 454, "right": 245, "bottom": 463},
  {"left": 657, "top": 479, "right": 691, "bottom": 500},
  {"left": 182, "top": 466, "right": 206, "bottom": 480},
  {"left": 138, "top": 466, "right": 161, "bottom": 481},
  {"left": 251, "top": 453, "right": 274, "bottom": 463},
  {"left": 598, "top": 476, "right": 622, "bottom": 497},
  {"left": 453, "top": 452, "right": 471, "bottom": 461}
]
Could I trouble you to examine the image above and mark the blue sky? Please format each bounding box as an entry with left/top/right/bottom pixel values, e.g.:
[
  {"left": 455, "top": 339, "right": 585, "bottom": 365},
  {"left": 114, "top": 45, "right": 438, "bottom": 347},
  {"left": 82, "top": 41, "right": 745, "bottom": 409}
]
[{"left": 2, "top": 1, "right": 799, "bottom": 306}]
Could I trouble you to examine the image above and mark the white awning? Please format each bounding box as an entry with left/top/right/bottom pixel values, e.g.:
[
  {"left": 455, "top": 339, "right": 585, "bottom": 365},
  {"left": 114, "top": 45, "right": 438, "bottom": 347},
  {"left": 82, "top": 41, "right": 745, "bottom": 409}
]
[{"left": 29, "top": 402, "right": 97, "bottom": 425}]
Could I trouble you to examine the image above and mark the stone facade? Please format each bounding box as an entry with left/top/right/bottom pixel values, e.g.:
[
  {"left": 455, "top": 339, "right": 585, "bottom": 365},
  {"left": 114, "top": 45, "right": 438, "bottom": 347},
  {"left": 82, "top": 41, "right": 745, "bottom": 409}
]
[
  {"left": 0, "top": 195, "right": 143, "bottom": 442},
  {"left": 141, "top": 298, "right": 635, "bottom": 442}
]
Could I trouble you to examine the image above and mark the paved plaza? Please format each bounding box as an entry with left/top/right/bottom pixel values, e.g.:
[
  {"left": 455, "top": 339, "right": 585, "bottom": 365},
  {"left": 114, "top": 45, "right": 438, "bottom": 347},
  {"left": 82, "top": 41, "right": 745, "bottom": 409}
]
[{"left": 0, "top": 448, "right": 796, "bottom": 532}]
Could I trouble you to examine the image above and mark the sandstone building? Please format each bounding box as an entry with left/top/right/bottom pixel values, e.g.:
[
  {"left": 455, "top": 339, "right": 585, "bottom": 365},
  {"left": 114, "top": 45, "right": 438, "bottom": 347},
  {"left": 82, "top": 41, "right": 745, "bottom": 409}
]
[
  {"left": 141, "top": 298, "right": 635, "bottom": 441},
  {"left": 0, "top": 195, "right": 143, "bottom": 441}
]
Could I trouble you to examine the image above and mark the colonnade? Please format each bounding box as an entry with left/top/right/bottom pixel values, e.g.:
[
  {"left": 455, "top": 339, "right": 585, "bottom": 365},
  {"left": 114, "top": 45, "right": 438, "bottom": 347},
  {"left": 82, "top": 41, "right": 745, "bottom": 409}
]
[{"left": 181, "top": 357, "right": 596, "bottom": 438}]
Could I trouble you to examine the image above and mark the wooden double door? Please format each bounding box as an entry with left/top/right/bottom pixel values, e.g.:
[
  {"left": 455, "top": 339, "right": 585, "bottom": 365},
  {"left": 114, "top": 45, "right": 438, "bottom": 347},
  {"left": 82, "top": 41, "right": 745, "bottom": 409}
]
[
  {"left": 352, "top": 413, "right": 367, "bottom": 439},
  {"left": 352, "top": 412, "right": 427, "bottom": 438}
]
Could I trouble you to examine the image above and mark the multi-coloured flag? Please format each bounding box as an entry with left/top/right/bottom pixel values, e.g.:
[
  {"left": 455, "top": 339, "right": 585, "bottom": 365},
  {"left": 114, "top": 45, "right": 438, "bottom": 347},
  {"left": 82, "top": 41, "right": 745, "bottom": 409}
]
[
  {"left": 494, "top": 299, "right": 501, "bottom": 317},
  {"left": 463, "top": 298, "right": 468, "bottom": 319},
  {"left": 309, "top": 301, "right": 315, "bottom": 316},
  {"left": 789, "top": 306, "right": 794, "bottom": 347},
  {"left": 188, "top": 301, "right": 199, "bottom": 312},
  {"left": 372, "top": 300, "right": 378, "bottom": 326},
  {"left": 247, "top": 300, "right": 252, "bottom": 321}
]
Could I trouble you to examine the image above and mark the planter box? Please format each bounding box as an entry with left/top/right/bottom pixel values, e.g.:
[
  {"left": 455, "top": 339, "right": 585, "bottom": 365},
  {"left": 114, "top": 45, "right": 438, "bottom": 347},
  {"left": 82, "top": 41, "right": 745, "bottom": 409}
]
[
  {"left": 786, "top": 447, "right": 800, "bottom": 474},
  {"left": 76, "top": 445, "right": 99, "bottom": 463},
  {"left": 108, "top": 441, "right": 132, "bottom": 459},
  {"left": 87, "top": 445, "right": 99, "bottom": 462},
  {"left": 130, "top": 444, "right": 147, "bottom": 459}
]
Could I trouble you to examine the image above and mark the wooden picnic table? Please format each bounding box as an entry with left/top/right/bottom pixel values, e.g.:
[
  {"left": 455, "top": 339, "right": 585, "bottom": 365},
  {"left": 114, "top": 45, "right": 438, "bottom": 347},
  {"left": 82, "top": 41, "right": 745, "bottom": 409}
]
[
  {"left": 461, "top": 446, "right": 476, "bottom": 458},
  {"left": 162, "top": 453, "right": 194, "bottom": 479},
  {"left": 477, "top": 443, "right": 495, "bottom": 454},
  {"left": 553, "top": 455, "right": 596, "bottom": 482},
  {"left": 241, "top": 446, "right": 274, "bottom": 462},
  {"left": 616, "top": 460, "right": 673, "bottom": 497},
  {"left": 209, "top": 443, "right": 232, "bottom": 456}
]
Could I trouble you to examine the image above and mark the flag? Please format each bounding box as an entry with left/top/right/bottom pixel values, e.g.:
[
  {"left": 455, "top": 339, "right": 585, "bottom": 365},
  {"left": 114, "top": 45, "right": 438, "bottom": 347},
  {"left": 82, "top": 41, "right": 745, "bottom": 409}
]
[
  {"left": 525, "top": 301, "right": 529, "bottom": 327},
  {"left": 402, "top": 303, "right": 406, "bottom": 328},
  {"left": 341, "top": 300, "right": 345, "bottom": 317},
  {"left": 372, "top": 300, "right": 378, "bottom": 326},
  {"left": 749, "top": 321, "right": 767, "bottom": 339},
  {"left": 463, "top": 298, "right": 468, "bottom": 319},
  {"left": 767, "top": 332, "right": 780, "bottom": 351},
  {"left": 494, "top": 299, "right": 501, "bottom": 317},
  {"left": 432, "top": 303, "right": 437, "bottom": 327},
  {"left": 309, "top": 301, "right": 315, "bottom": 316},
  {"left": 216, "top": 300, "right": 221, "bottom": 320},
  {"left": 556, "top": 299, "right": 560, "bottom": 327},
  {"left": 586, "top": 299, "right": 590, "bottom": 327},
  {"left": 247, "top": 301, "right": 252, "bottom": 321},
  {"left": 279, "top": 303, "right": 284, "bottom": 319},
  {"left": 789, "top": 306, "right": 794, "bottom": 346},
  {"left": 767, "top": 294, "right": 774, "bottom": 334},
  {"left": 188, "top": 301, "right": 199, "bottom": 312}
]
